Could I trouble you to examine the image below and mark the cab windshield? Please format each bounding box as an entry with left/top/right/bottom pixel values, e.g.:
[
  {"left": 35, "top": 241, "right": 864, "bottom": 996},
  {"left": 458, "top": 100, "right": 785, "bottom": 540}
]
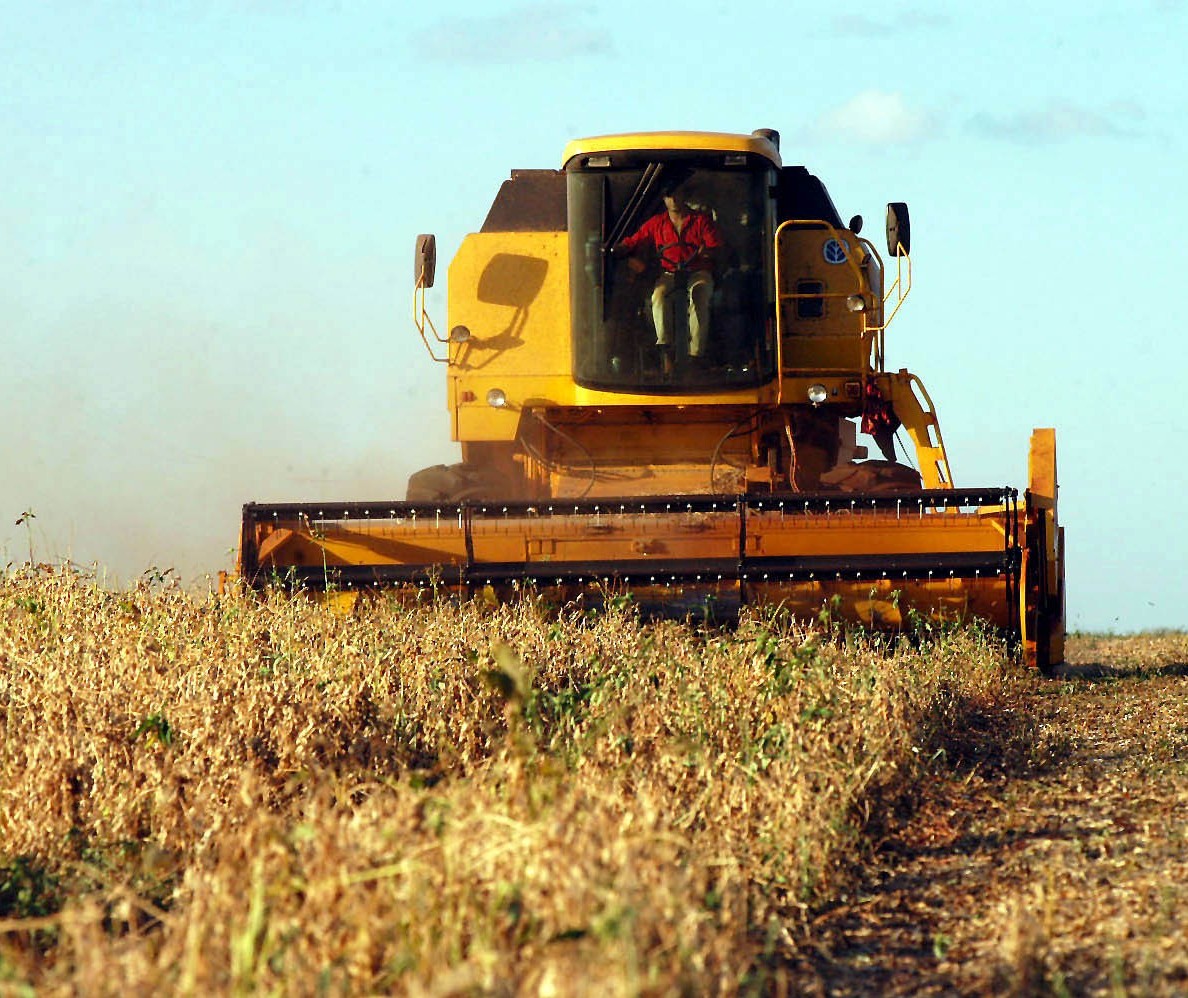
[{"left": 567, "top": 156, "right": 776, "bottom": 392}]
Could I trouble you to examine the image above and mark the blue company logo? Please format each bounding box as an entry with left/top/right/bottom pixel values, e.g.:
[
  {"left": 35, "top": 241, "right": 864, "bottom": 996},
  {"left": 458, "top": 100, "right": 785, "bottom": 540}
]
[{"left": 823, "top": 238, "right": 849, "bottom": 264}]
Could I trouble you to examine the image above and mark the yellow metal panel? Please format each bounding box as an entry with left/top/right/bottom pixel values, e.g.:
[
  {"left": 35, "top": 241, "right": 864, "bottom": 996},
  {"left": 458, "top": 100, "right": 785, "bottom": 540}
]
[
  {"left": 776, "top": 223, "right": 871, "bottom": 374},
  {"left": 1023, "top": 427, "right": 1063, "bottom": 671},
  {"left": 456, "top": 404, "right": 523, "bottom": 442},
  {"left": 747, "top": 511, "right": 1009, "bottom": 558},
  {"left": 1028, "top": 428, "right": 1057, "bottom": 506},
  {"left": 562, "top": 131, "right": 781, "bottom": 168},
  {"left": 243, "top": 500, "right": 1022, "bottom": 639},
  {"left": 453, "top": 383, "right": 776, "bottom": 442},
  {"left": 448, "top": 232, "right": 572, "bottom": 377},
  {"left": 251, "top": 506, "right": 1013, "bottom": 572},
  {"left": 885, "top": 371, "right": 953, "bottom": 489},
  {"left": 447, "top": 231, "right": 570, "bottom": 441}
]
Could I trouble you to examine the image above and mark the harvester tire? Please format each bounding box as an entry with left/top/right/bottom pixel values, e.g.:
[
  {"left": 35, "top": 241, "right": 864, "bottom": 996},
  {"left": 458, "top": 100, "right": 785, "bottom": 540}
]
[
  {"left": 406, "top": 463, "right": 507, "bottom": 502},
  {"left": 818, "top": 460, "right": 923, "bottom": 493}
]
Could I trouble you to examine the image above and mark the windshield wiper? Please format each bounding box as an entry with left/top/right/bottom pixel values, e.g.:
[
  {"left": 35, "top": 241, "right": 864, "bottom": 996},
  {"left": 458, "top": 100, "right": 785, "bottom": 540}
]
[{"left": 605, "top": 162, "right": 664, "bottom": 249}]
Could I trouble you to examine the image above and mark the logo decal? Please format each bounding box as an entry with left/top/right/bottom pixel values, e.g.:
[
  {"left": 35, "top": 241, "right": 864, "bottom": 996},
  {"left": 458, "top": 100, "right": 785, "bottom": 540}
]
[{"left": 823, "top": 238, "right": 849, "bottom": 265}]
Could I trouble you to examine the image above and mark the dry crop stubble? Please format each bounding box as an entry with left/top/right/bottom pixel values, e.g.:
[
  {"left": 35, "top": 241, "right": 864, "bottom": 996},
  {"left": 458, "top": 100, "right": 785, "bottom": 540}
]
[{"left": 1, "top": 565, "right": 1027, "bottom": 994}]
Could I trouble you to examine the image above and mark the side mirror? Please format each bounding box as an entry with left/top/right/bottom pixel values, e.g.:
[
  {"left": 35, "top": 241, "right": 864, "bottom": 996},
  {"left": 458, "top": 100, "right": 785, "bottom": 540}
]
[
  {"left": 886, "top": 203, "right": 910, "bottom": 256},
  {"left": 848, "top": 214, "right": 864, "bottom": 235},
  {"left": 415, "top": 234, "right": 437, "bottom": 288}
]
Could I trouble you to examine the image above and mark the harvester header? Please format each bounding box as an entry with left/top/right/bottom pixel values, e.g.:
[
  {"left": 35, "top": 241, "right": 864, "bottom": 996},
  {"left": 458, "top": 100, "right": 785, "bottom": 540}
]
[{"left": 235, "top": 127, "right": 1066, "bottom": 671}]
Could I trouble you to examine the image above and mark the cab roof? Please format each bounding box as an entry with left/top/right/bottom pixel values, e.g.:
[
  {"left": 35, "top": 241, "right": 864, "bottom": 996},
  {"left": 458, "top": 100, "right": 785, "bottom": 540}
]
[{"left": 562, "top": 130, "right": 782, "bottom": 169}]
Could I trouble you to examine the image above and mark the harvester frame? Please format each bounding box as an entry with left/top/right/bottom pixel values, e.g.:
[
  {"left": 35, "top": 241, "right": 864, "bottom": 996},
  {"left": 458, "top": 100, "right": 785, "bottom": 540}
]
[{"left": 232, "top": 128, "right": 1065, "bottom": 671}]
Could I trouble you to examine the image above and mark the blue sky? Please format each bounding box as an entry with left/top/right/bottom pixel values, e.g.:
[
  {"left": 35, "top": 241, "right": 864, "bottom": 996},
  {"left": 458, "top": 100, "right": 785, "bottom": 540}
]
[{"left": 2, "top": 0, "right": 1185, "bottom": 632}]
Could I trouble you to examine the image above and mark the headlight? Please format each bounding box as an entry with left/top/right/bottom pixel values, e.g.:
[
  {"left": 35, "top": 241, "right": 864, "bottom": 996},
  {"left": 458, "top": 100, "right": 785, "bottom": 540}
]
[
  {"left": 845, "top": 295, "right": 866, "bottom": 313},
  {"left": 808, "top": 383, "right": 828, "bottom": 406},
  {"left": 486, "top": 388, "right": 508, "bottom": 408},
  {"left": 449, "top": 325, "right": 472, "bottom": 343}
]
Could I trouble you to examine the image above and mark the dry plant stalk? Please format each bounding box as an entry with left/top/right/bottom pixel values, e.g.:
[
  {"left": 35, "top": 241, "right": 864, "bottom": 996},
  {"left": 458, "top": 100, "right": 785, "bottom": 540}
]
[{"left": 0, "top": 565, "right": 1015, "bottom": 994}]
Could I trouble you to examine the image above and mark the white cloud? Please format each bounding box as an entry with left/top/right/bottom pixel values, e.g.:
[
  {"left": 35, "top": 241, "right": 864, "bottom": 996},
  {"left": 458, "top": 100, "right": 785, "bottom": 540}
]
[
  {"left": 969, "top": 100, "right": 1144, "bottom": 143},
  {"left": 827, "top": 14, "right": 886, "bottom": 37},
  {"left": 813, "top": 91, "right": 937, "bottom": 145},
  {"left": 827, "top": 10, "right": 950, "bottom": 37},
  {"left": 414, "top": 4, "right": 613, "bottom": 64}
]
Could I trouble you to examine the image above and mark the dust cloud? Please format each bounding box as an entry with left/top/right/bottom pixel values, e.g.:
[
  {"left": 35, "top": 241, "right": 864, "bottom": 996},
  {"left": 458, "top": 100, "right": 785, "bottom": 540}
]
[{"left": 2, "top": 304, "right": 454, "bottom": 589}]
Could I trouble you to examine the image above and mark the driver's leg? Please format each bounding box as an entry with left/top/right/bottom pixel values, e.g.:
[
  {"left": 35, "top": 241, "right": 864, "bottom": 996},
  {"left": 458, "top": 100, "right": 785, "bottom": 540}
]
[
  {"left": 651, "top": 273, "right": 675, "bottom": 346},
  {"left": 687, "top": 271, "right": 714, "bottom": 358}
]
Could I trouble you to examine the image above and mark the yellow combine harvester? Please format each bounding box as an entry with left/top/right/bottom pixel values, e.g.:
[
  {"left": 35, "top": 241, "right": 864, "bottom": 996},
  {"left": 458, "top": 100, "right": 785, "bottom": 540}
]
[{"left": 235, "top": 128, "right": 1065, "bottom": 671}]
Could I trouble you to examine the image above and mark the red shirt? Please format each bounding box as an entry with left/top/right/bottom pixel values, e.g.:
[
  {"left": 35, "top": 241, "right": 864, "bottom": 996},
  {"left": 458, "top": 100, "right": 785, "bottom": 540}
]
[{"left": 619, "top": 210, "right": 722, "bottom": 272}]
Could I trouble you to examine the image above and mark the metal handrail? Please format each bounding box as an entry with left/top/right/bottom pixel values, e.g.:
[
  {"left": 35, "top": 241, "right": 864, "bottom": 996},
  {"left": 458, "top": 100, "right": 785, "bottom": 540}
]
[
  {"left": 904, "top": 373, "right": 955, "bottom": 488},
  {"left": 413, "top": 270, "right": 449, "bottom": 363},
  {"left": 773, "top": 218, "right": 879, "bottom": 404},
  {"left": 880, "top": 246, "right": 912, "bottom": 330}
]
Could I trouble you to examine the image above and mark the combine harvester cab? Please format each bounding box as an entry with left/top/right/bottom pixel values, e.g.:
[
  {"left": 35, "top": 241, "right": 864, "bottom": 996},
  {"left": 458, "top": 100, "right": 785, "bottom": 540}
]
[{"left": 235, "top": 128, "right": 1065, "bottom": 671}]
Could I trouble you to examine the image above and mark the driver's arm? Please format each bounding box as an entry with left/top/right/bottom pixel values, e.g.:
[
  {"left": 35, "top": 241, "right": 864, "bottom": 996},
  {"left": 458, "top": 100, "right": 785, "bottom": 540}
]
[
  {"left": 613, "top": 215, "right": 660, "bottom": 257},
  {"left": 697, "top": 216, "right": 725, "bottom": 269}
]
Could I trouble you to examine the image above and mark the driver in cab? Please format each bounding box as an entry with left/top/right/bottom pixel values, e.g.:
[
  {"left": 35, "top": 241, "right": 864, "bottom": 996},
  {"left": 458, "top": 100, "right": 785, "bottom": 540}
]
[{"left": 611, "top": 183, "right": 724, "bottom": 366}]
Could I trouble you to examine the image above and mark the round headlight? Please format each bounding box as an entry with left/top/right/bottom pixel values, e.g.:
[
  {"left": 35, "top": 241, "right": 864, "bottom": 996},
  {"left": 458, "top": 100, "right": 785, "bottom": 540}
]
[
  {"left": 807, "top": 383, "right": 828, "bottom": 406},
  {"left": 845, "top": 295, "right": 866, "bottom": 313},
  {"left": 449, "top": 325, "right": 472, "bottom": 343},
  {"left": 486, "top": 388, "right": 508, "bottom": 408}
]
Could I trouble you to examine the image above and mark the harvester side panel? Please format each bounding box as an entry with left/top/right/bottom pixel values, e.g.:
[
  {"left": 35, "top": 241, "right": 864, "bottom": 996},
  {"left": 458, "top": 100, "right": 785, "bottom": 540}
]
[
  {"left": 776, "top": 223, "right": 872, "bottom": 373},
  {"left": 448, "top": 232, "right": 571, "bottom": 443}
]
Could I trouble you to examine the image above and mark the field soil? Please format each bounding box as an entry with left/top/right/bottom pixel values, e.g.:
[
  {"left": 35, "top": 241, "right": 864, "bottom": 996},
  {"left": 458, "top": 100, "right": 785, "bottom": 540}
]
[{"left": 787, "top": 633, "right": 1188, "bottom": 997}]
